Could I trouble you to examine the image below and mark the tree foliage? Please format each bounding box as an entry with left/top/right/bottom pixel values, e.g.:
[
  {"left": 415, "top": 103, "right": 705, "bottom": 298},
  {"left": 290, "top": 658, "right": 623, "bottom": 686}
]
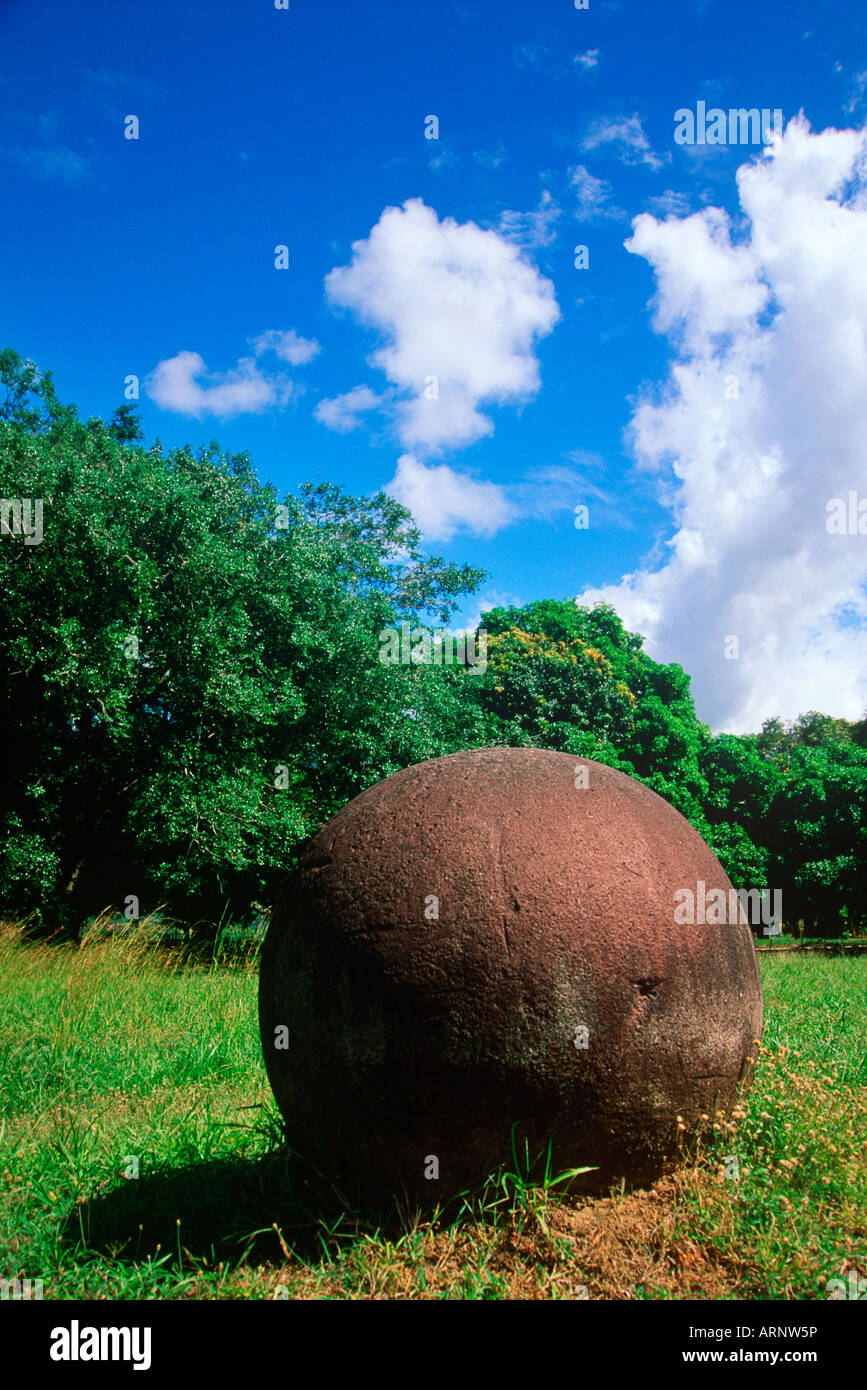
[{"left": 0, "top": 354, "right": 486, "bottom": 930}]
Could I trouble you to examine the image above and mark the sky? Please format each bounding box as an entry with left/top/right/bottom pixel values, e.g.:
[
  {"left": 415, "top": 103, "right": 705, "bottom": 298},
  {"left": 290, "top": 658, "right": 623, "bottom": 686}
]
[{"left": 2, "top": 0, "right": 867, "bottom": 734}]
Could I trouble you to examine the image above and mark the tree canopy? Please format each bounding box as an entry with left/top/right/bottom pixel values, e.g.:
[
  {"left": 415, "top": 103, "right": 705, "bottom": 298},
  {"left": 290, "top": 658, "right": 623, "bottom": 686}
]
[{"left": 0, "top": 350, "right": 487, "bottom": 929}]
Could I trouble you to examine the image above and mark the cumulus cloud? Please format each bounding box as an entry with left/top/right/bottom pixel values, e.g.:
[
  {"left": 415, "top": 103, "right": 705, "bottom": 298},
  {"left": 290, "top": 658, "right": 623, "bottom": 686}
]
[
  {"left": 582, "top": 113, "right": 667, "bottom": 170},
  {"left": 313, "top": 384, "right": 386, "bottom": 432},
  {"left": 385, "top": 453, "right": 515, "bottom": 541},
  {"left": 573, "top": 49, "right": 600, "bottom": 71},
  {"left": 147, "top": 328, "right": 318, "bottom": 418},
  {"left": 145, "top": 351, "right": 289, "bottom": 419},
  {"left": 324, "top": 197, "right": 560, "bottom": 453},
  {"left": 629, "top": 205, "right": 768, "bottom": 353},
  {"left": 576, "top": 116, "right": 867, "bottom": 732}
]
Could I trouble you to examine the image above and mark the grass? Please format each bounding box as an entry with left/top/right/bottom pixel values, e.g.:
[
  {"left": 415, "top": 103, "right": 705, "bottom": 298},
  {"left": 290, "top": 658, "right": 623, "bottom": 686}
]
[{"left": 1, "top": 921, "right": 864, "bottom": 1300}]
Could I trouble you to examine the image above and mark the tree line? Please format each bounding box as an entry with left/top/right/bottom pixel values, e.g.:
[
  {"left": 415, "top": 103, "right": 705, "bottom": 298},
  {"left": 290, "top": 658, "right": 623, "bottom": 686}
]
[{"left": 1, "top": 348, "right": 864, "bottom": 937}]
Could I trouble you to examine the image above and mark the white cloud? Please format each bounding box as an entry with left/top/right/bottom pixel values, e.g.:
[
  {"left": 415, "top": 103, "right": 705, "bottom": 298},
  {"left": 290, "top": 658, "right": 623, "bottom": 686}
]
[
  {"left": 582, "top": 113, "right": 668, "bottom": 170},
  {"left": 473, "top": 146, "right": 506, "bottom": 169},
  {"left": 518, "top": 456, "right": 630, "bottom": 528},
  {"left": 569, "top": 163, "right": 624, "bottom": 220},
  {"left": 628, "top": 204, "right": 768, "bottom": 354},
  {"left": 147, "top": 328, "right": 319, "bottom": 418},
  {"left": 513, "top": 42, "right": 553, "bottom": 72},
  {"left": 513, "top": 43, "right": 599, "bottom": 78},
  {"left": 249, "top": 329, "right": 320, "bottom": 364},
  {"left": 4, "top": 110, "right": 98, "bottom": 181},
  {"left": 429, "top": 146, "right": 460, "bottom": 174},
  {"left": 324, "top": 197, "right": 560, "bottom": 453},
  {"left": 145, "top": 350, "right": 292, "bottom": 419},
  {"left": 314, "top": 384, "right": 385, "bottom": 432},
  {"left": 382, "top": 453, "right": 626, "bottom": 543},
  {"left": 645, "top": 188, "right": 694, "bottom": 219},
  {"left": 385, "top": 453, "right": 515, "bottom": 541},
  {"left": 498, "top": 189, "right": 561, "bottom": 247},
  {"left": 845, "top": 69, "right": 867, "bottom": 114},
  {"left": 10, "top": 145, "right": 94, "bottom": 181},
  {"left": 576, "top": 116, "right": 867, "bottom": 732}
]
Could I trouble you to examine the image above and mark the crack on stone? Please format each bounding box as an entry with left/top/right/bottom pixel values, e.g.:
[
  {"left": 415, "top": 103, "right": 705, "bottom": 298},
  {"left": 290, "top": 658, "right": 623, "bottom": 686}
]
[
  {"left": 495, "top": 827, "right": 513, "bottom": 964},
  {"left": 500, "top": 915, "right": 513, "bottom": 964}
]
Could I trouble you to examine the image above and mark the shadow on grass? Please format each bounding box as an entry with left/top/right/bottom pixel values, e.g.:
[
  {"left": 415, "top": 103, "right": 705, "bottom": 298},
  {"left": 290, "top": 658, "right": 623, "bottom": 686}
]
[
  {"left": 60, "top": 1149, "right": 411, "bottom": 1270},
  {"left": 59, "top": 1130, "right": 605, "bottom": 1274}
]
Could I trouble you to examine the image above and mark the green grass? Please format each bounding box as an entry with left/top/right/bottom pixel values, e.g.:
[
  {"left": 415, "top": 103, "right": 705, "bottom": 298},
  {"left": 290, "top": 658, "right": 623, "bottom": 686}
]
[
  {"left": 658, "top": 954, "right": 867, "bottom": 1300},
  {"left": 1, "top": 923, "right": 864, "bottom": 1300}
]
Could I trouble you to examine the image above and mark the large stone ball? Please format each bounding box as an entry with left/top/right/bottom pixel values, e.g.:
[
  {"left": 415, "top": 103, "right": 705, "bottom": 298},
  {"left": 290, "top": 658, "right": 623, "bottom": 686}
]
[{"left": 259, "top": 747, "right": 762, "bottom": 1201}]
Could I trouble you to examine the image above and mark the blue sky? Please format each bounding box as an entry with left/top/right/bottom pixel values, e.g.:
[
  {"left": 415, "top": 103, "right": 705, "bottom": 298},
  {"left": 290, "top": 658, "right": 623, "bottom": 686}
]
[{"left": 2, "top": 0, "right": 867, "bottom": 731}]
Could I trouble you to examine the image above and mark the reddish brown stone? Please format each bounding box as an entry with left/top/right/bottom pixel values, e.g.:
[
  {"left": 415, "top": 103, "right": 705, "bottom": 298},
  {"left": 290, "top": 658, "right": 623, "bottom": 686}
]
[{"left": 259, "top": 747, "right": 762, "bottom": 1201}]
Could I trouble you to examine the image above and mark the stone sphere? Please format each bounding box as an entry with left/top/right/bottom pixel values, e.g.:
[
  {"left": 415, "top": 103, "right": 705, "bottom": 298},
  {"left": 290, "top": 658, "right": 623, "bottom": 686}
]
[{"left": 259, "top": 747, "right": 762, "bottom": 1201}]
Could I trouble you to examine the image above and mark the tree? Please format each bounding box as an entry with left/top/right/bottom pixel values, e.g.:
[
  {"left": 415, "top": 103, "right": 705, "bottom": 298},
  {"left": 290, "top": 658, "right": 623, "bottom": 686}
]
[
  {"left": 108, "top": 403, "right": 145, "bottom": 444},
  {"left": 474, "top": 599, "right": 712, "bottom": 829},
  {"left": 762, "top": 743, "right": 867, "bottom": 936},
  {"left": 699, "top": 734, "right": 781, "bottom": 889},
  {"left": 0, "top": 353, "right": 486, "bottom": 931},
  {"left": 474, "top": 624, "right": 638, "bottom": 752},
  {"left": 0, "top": 347, "right": 69, "bottom": 432}
]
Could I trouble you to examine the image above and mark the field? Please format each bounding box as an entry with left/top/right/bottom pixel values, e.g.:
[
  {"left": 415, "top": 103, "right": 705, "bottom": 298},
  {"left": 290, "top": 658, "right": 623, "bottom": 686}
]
[{"left": 1, "top": 922, "right": 864, "bottom": 1301}]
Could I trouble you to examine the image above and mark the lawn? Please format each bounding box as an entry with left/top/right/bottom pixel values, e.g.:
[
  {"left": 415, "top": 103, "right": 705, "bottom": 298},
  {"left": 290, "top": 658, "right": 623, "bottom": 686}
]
[{"left": 1, "top": 922, "right": 864, "bottom": 1300}]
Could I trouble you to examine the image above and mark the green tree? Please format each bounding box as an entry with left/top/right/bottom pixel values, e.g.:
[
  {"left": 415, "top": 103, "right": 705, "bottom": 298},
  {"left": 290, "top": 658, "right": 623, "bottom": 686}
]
[
  {"left": 475, "top": 623, "right": 637, "bottom": 753},
  {"left": 763, "top": 743, "right": 867, "bottom": 936},
  {"left": 0, "top": 355, "right": 485, "bottom": 931},
  {"left": 475, "top": 599, "right": 712, "bottom": 828},
  {"left": 108, "top": 402, "right": 145, "bottom": 445},
  {"left": 698, "top": 734, "right": 781, "bottom": 889}
]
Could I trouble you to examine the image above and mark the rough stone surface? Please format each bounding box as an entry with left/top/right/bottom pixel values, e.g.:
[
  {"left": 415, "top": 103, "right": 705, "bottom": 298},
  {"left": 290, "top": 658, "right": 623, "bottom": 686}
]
[{"left": 259, "top": 747, "right": 763, "bottom": 1200}]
